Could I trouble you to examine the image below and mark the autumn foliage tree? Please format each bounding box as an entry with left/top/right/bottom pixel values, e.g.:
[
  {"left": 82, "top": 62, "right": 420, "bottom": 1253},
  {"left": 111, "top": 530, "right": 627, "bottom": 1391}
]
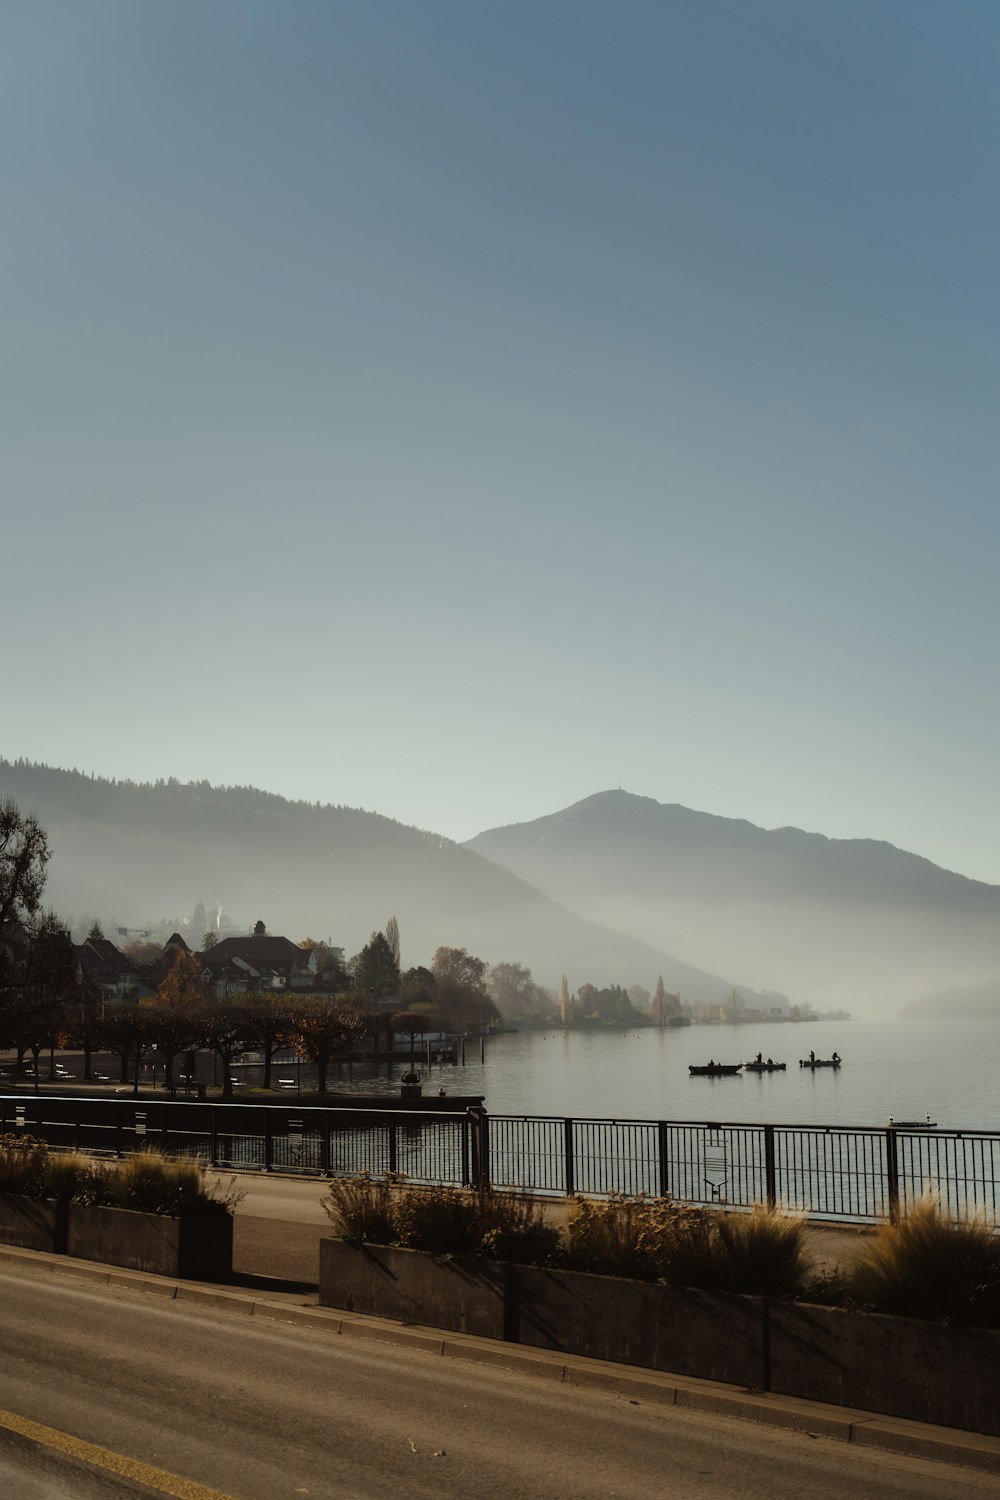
[{"left": 293, "top": 999, "right": 366, "bottom": 1093}]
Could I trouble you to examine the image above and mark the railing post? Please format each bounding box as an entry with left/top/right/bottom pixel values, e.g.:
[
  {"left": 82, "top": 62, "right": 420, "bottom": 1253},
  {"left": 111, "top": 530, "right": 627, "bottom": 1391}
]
[
  {"left": 210, "top": 1107, "right": 218, "bottom": 1169},
  {"left": 764, "top": 1124, "right": 777, "bottom": 1209},
  {"left": 657, "top": 1122, "right": 670, "bottom": 1199},
  {"left": 468, "top": 1106, "right": 489, "bottom": 1190},
  {"left": 389, "top": 1119, "right": 398, "bottom": 1176},
  {"left": 263, "top": 1108, "right": 273, "bottom": 1172},
  {"left": 116, "top": 1101, "right": 124, "bottom": 1158},
  {"left": 886, "top": 1126, "right": 900, "bottom": 1223},
  {"left": 321, "top": 1110, "right": 331, "bottom": 1176},
  {"left": 563, "top": 1118, "right": 575, "bottom": 1197}
]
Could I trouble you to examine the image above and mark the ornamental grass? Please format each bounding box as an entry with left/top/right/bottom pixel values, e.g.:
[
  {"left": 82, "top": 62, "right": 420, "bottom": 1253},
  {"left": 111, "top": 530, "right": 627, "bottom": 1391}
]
[
  {"left": 847, "top": 1194, "right": 1000, "bottom": 1326},
  {"left": 321, "top": 1176, "right": 562, "bottom": 1262},
  {"left": 663, "top": 1204, "right": 808, "bottom": 1297},
  {"left": 322, "top": 1173, "right": 399, "bottom": 1244}
]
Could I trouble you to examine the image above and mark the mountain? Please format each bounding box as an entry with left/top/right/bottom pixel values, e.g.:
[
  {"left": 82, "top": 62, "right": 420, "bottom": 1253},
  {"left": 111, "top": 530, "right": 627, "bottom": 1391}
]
[
  {"left": 464, "top": 790, "right": 1000, "bottom": 1016},
  {"left": 900, "top": 980, "right": 1000, "bottom": 1021},
  {"left": 0, "top": 761, "right": 752, "bottom": 1006}
]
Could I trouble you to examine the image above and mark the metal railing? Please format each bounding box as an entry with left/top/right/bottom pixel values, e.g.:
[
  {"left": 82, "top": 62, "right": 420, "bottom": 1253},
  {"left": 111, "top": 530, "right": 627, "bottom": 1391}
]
[{"left": 3, "top": 1094, "right": 999, "bottom": 1222}]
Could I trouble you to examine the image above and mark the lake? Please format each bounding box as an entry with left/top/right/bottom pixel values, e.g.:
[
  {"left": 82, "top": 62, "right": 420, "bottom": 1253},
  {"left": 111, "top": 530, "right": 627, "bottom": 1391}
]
[{"left": 327, "top": 1019, "right": 1000, "bottom": 1132}]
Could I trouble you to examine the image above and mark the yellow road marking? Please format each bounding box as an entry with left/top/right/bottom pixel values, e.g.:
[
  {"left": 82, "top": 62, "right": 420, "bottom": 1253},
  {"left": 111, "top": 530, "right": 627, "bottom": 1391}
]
[{"left": 0, "top": 1406, "right": 239, "bottom": 1500}]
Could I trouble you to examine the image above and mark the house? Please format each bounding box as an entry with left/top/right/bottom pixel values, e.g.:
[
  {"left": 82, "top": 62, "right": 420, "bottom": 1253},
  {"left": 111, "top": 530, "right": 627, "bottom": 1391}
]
[
  {"left": 196, "top": 926, "right": 328, "bottom": 997},
  {"left": 74, "top": 935, "right": 144, "bottom": 1002}
]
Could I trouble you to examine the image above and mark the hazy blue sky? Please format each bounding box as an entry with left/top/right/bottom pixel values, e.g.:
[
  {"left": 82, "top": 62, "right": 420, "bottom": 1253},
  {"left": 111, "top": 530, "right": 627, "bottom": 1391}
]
[{"left": 4, "top": 2, "right": 1000, "bottom": 879}]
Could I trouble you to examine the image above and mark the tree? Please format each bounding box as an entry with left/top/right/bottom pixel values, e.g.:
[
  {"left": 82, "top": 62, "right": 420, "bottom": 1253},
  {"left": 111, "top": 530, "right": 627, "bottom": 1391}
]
[
  {"left": 101, "top": 1004, "right": 155, "bottom": 1088},
  {"left": 156, "top": 949, "right": 205, "bottom": 1010},
  {"left": 190, "top": 902, "right": 208, "bottom": 943},
  {"left": 61, "top": 973, "right": 104, "bottom": 1079},
  {"left": 293, "top": 1000, "right": 366, "bottom": 1093},
  {"left": 352, "top": 931, "right": 400, "bottom": 1000},
  {"left": 391, "top": 1009, "right": 433, "bottom": 1069},
  {"left": 243, "top": 996, "right": 297, "bottom": 1091},
  {"left": 651, "top": 975, "right": 680, "bottom": 1024},
  {"left": 385, "top": 915, "right": 400, "bottom": 971},
  {"left": 0, "top": 796, "right": 50, "bottom": 936},
  {"left": 487, "top": 961, "right": 552, "bottom": 1025},
  {"left": 146, "top": 1004, "right": 202, "bottom": 1094},
  {"left": 430, "top": 946, "right": 499, "bottom": 1031},
  {"left": 560, "top": 975, "right": 570, "bottom": 1026},
  {"left": 198, "top": 1002, "right": 251, "bottom": 1100},
  {"left": 87, "top": 921, "right": 105, "bottom": 942}
]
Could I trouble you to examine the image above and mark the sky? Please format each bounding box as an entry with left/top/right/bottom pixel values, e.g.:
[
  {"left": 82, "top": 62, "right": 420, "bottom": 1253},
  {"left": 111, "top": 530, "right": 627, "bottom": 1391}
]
[{"left": 4, "top": 1, "right": 1000, "bottom": 880}]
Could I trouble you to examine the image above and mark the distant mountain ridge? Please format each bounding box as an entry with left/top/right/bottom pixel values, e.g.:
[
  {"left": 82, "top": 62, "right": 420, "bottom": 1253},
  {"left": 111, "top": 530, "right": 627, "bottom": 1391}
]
[
  {"left": 465, "top": 790, "right": 1000, "bottom": 1016},
  {"left": 0, "top": 760, "right": 759, "bottom": 1006}
]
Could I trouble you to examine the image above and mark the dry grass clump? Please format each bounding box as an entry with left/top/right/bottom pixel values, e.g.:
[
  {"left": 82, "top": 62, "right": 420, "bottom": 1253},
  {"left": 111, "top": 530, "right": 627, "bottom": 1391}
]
[
  {"left": 76, "top": 1149, "right": 241, "bottom": 1218},
  {"left": 321, "top": 1177, "right": 562, "bottom": 1263},
  {"left": 847, "top": 1194, "right": 1000, "bottom": 1326},
  {"left": 665, "top": 1205, "right": 808, "bottom": 1296},
  {"left": 323, "top": 1174, "right": 398, "bottom": 1244},
  {"left": 563, "top": 1196, "right": 807, "bottom": 1295}
]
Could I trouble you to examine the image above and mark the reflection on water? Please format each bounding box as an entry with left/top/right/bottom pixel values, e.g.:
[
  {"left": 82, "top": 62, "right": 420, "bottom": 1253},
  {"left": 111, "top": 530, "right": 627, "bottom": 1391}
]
[{"left": 322, "top": 1020, "right": 1000, "bottom": 1131}]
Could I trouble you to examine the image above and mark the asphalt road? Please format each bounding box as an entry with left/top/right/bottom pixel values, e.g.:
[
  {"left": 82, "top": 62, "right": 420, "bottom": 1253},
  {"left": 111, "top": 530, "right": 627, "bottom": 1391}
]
[{"left": 1, "top": 1268, "right": 994, "bottom": 1500}]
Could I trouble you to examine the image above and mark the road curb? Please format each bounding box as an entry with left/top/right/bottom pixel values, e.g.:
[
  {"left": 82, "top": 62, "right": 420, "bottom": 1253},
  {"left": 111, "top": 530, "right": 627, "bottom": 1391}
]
[{"left": 3, "top": 1243, "right": 1000, "bottom": 1476}]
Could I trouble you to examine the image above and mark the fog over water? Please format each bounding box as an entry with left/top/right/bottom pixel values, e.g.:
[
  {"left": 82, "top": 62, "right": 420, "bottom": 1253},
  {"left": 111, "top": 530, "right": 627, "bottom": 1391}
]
[{"left": 329, "top": 1020, "right": 1000, "bottom": 1133}]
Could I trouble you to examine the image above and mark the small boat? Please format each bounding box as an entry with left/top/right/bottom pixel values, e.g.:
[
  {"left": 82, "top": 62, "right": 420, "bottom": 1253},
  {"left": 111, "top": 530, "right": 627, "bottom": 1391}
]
[
  {"left": 689, "top": 1063, "right": 742, "bottom": 1076},
  {"left": 666, "top": 1015, "right": 691, "bottom": 1027},
  {"left": 799, "top": 1057, "right": 842, "bottom": 1069},
  {"left": 743, "top": 1060, "right": 786, "bottom": 1072},
  {"left": 886, "top": 1115, "right": 937, "bottom": 1129}
]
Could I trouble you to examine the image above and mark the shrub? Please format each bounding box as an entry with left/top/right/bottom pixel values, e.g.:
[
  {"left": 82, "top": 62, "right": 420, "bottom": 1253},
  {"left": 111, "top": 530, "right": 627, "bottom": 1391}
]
[
  {"left": 564, "top": 1195, "right": 694, "bottom": 1280},
  {"left": 393, "top": 1185, "right": 485, "bottom": 1255},
  {"left": 475, "top": 1190, "right": 562, "bottom": 1266},
  {"left": 0, "top": 1134, "right": 50, "bottom": 1196},
  {"left": 322, "top": 1174, "right": 398, "bottom": 1244},
  {"left": 664, "top": 1205, "right": 808, "bottom": 1296},
  {"left": 847, "top": 1194, "right": 1000, "bottom": 1326}
]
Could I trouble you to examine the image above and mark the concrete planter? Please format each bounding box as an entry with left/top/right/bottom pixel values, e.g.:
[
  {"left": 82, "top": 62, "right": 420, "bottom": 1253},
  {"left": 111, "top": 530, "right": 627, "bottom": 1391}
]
[
  {"left": 320, "top": 1239, "right": 1000, "bottom": 1437},
  {"left": 67, "top": 1204, "right": 233, "bottom": 1280},
  {"left": 320, "top": 1239, "right": 507, "bottom": 1339},
  {"left": 769, "top": 1299, "right": 1000, "bottom": 1438},
  {"left": 515, "top": 1264, "right": 764, "bottom": 1387},
  {"left": 0, "top": 1194, "right": 66, "bottom": 1254}
]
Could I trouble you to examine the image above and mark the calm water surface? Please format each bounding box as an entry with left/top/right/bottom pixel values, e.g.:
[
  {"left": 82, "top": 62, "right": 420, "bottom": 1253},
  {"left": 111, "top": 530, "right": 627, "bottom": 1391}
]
[{"left": 331, "top": 1020, "right": 1000, "bottom": 1132}]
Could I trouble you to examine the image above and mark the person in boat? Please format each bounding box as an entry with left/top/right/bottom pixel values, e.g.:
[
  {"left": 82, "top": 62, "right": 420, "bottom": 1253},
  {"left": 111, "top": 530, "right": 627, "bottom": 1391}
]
[
  {"left": 755, "top": 1052, "right": 763, "bottom": 1064},
  {"left": 708, "top": 1059, "right": 715, "bottom": 1068},
  {"left": 832, "top": 1051, "right": 841, "bottom": 1064},
  {"left": 766, "top": 1057, "right": 773, "bottom": 1066},
  {"left": 809, "top": 1050, "right": 815, "bottom": 1063}
]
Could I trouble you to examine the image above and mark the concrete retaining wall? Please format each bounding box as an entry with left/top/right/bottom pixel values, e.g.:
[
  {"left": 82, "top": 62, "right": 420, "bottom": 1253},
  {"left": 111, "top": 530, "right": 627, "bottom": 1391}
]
[{"left": 319, "top": 1238, "right": 1000, "bottom": 1438}]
